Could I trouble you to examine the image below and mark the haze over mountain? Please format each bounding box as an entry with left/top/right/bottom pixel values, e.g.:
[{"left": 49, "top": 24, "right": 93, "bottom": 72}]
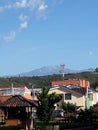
[{"left": 17, "top": 66, "right": 95, "bottom": 77}]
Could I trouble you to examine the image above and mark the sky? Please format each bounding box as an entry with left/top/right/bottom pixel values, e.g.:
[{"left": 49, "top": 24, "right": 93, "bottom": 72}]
[{"left": 0, "top": 0, "right": 98, "bottom": 76}]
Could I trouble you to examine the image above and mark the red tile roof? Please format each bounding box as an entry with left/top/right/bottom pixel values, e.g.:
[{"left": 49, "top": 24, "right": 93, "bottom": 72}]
[
  {"left": 0, "top": 95, "right": 37, "bottom": 107},
  {"left": 0, "top": 96, "right": 11, "bottom": 102}
]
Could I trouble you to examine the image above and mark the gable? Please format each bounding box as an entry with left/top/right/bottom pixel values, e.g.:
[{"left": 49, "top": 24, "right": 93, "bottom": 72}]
[
  {"left": 49, "top": 88, "right": 65, "bottom": 95},
  {"left": 49, "top": 87, "right": 84, "bottom": 99}
]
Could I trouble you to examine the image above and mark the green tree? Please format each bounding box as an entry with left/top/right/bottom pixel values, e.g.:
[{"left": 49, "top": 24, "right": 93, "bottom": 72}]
[
  {"left": 62, "top": 102, "right": 77, "bottom": 113},
  {"left": 62, "top": 102, "right": 77, "bottom": 122},
  {"left": 95, "top": 67, "right": 98, "bottom": 72},
  {"left": 36, "top": 87, "right": 62, "bottom": 130},
  {"left": 78, "top": 107, "right": 98, "bottom": 123}
]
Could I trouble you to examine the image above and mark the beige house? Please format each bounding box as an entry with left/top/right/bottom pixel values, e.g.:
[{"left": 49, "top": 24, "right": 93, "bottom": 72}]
[{"left": 49, "top": 86, "right": 98, "bottom": 110}]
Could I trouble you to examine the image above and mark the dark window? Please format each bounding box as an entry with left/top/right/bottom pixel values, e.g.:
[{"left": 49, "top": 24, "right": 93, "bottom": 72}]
[{"left": 65, "top": 93, "right": 71, "bottom": 100}]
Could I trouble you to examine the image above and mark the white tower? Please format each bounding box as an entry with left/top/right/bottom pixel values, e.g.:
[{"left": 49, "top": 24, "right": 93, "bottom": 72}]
[{"left": 60, "top": 64, "right": 65, "bottom": 80}]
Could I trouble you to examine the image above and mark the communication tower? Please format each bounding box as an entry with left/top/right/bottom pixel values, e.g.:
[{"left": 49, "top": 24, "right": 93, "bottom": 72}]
[{"left": 60, "top": 64, "right": 65, "bottom": 80}]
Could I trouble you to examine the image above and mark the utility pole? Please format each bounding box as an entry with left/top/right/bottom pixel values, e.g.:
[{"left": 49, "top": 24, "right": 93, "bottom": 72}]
[
  {"left": 30, "top": 86, "right": 35, "bottom": 129},
  {"left": 11, "top": 83, "right": 14, "bottom": 95}
]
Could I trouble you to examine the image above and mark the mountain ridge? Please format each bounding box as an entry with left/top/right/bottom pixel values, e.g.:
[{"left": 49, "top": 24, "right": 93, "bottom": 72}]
[{"left": 17, "top": 66, "right": 95, "bottom": 77}]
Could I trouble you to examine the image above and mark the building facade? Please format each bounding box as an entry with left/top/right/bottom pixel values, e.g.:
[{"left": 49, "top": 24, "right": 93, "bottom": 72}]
[
  {"left": 0, "top": 86, "right": 32, "bottom": 99},
  {"left": 51, "top": 79, "right": 90, "bottom": 88},
  {"left": 49, "top": 86, "right": 97, "bottom": 110}
]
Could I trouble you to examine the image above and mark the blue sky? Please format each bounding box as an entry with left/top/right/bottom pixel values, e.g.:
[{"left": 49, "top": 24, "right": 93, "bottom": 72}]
[{"left": 0, "top": 0, "right": 98, "bottom": 76}]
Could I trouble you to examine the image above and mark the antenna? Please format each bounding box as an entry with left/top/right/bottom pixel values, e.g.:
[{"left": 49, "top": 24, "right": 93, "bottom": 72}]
[{"left": 60, "top": 64, "right": 65, "bottom": 80}]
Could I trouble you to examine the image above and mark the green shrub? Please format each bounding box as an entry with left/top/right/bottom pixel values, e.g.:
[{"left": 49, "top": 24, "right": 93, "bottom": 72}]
[
  {"left": 0, "top": 126, "right": 21, "bottom": 130},
  {"left": 54, "top": 125, "right": 59, "bottom": 130}
]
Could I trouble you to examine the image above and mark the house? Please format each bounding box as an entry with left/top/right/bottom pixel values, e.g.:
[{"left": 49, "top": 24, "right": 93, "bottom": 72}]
[
  {"left": 0, "top": 86, "right": 32, "bottom": 100},
  {"left": 51, "top": 79, "right": 90, "bottom": 88},
  {"left": 49, "top": 85, "right": 98, "bottom": 110},
  {"left": 0, "top": 95, "right": 37, "bottom": 129},
  {"left": 0, "top": 85, "right": 38, "bottom": 129}
]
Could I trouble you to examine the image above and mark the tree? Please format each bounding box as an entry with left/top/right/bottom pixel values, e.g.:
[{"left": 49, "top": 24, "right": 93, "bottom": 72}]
[
  {"left": 36, "top": 87, "right": 62, "bottom": 130},
  {"left": 95, "top": 67, "right": 98, "bottom": 72},
  {"left": 62, "top": 102, "right": 77, "bottom": 113},
  {"left": 78, "top": 107, "right": 98, "bottom": 123},
  {"left": 62, "top": 102, "right": 77, "bottom": 122}
]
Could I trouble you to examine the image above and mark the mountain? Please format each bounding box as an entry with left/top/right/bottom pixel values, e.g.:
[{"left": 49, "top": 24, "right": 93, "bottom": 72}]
[{"left": 17, "top": 66, "right": 95, "bottom": 77}]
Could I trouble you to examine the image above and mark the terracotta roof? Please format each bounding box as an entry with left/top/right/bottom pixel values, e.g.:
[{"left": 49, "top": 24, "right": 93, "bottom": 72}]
[
  {"left": 0, "top": 96, "right": 11, "bottom": 102},
  {"left": 0, "top": 95, "right": 37, "bottom": 107}
]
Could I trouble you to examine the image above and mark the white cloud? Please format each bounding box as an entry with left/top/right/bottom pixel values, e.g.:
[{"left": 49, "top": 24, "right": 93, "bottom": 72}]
[
  {"left": 36, "top": 3, "right": 48, "bottom": 19},
  {"left": 0, "top": 0, "right": 49, "bottom": 18},
  {"left": 0, "top": 0, "right": 48, "bottom": 19},
  {"left": 1, "top": 0, "right": 63, "bottom": 43},
  {"left": 19, "top": 14, "right": 28, "bottom": 21},
  {"left": 27, "top": 0, "right": 39, "bottom": 9},
  {"left": 0, "top": 0, "right": 27, "bottom": 12},
  {"left": 89, "top": 50, "right": 93, "bottom": 56},
  {"left": 27, "top": 0, "right": 48, "bottom": 19},
  {"left": 38, "top": 4, "right": 48, "bottom": 12},
  {"left": 0, "top": 4, "right": 12, "bottom": 12},
  {"left": 19, "top": 14, "right": 28, "bottom": 31},
  {"left": 20, "top": 21, "right": 28, "bottom": 29},
  {"left": 3, "top": 31, "right": 16, "bottom": 42},
  {"left": 14, "top": 0, "right": 27, "bottom": 8},
  {"left": 13, "top": 0, "right": 48, "bottom": 13}
]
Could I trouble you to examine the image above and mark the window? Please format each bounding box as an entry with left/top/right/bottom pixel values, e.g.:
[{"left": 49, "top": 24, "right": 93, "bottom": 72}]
[{"left": 65, "top": 93, "right": 71, "bottom": 100}]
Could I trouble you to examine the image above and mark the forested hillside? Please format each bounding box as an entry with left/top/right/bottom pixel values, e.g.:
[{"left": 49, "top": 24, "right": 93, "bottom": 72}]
[{"left": 0, "top": 71, "right": 98, "bottom": 89}]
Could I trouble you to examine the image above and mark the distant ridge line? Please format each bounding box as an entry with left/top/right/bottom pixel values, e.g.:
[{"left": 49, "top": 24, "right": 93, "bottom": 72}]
[{"left": 16, "top": 66, "right": 95, "bottom": 77}]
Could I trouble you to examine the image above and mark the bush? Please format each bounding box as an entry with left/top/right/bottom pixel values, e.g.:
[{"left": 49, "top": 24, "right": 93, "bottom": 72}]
[
  {"left": 54, "top": 125, "right": 59, "bottom": 130},
  {"left": 0, "top": 126, "right": 21, "bottom": 130}
]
